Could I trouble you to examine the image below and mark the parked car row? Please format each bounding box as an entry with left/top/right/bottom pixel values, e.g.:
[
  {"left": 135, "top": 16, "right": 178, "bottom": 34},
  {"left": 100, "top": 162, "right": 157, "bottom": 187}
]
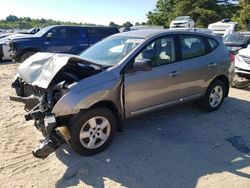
[
  {"left": 0, "top": 25, "right": 119, "bottom": 62},
  {"left": 223, "top": 33, "right": 250, "bottom": 55},
  {"left": 10, "top": 29, "right": 234, "bottom": 158}
]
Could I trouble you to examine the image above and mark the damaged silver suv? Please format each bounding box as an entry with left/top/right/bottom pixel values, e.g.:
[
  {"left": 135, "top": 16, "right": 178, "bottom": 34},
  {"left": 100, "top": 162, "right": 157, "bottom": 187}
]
[{"left": 10, "top": 30, "right": 234, "bottom": 159}]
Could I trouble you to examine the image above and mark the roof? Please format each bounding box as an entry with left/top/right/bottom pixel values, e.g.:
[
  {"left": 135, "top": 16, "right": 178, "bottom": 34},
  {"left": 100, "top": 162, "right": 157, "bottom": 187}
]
[{"left": 113, "top": 29, "right": 216, "bottom": 39}]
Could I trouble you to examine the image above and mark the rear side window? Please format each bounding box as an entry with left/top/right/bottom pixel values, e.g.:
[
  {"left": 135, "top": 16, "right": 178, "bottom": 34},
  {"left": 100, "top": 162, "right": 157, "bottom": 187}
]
[
  {"left": 66, "top": 28, "right": 81, "bottom": 38},
  {"left": 87, "top": 27, "right": 118, "bottom": 37},
  {"left": 180, "top": 35, "right": 206, "bottom": 59},
  {"left": 208, "top": 38, "right": 218, "bottom": 51}
]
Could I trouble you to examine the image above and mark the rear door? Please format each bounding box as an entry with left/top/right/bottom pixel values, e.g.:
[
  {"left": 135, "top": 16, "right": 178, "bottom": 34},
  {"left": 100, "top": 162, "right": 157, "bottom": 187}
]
[
  {"left": 64, "top": 27, "right": 89, "bottom": 54},
  {"left": 87, "top": 27, "right": 118, "bottom": 46},
  {"left": 124, "top": 35, "right": 182, "bottom": 117},
  {"left": 178, "top": 35, "right": 219, "bottom": 98}
]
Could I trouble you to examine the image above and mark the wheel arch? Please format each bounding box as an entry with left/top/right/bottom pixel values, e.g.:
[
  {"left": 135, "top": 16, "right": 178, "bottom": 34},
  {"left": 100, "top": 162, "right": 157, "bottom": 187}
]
[
  {"left": 210, "top": 75, "right": 230, "bottom": 97},
  {"left": 90, "top": 100, "right": 124, "bottom": 131},
  {"left": 20, "top": 48, "right": 40, "bottom": 56}
]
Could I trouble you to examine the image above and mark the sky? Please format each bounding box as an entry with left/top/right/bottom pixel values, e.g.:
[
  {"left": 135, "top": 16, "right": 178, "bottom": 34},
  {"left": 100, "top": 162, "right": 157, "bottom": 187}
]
[{"left": 0, "top": 0, "right": 157, "bottom": 25}]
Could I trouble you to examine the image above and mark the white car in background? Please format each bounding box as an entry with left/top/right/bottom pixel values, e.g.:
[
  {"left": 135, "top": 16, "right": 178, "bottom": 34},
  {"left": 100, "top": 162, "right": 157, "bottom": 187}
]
[
  {"left": 208, "top": 19, "right": 237, "bottom": 37},
  {"left": 232, "top": 47, "right": 250, "bottom": 88},
  {"left": 170, "top": 16, "right": 195, "bottom": 29},
  {"left": 0, "top": 34, "right": 31, "bottom": 61}
]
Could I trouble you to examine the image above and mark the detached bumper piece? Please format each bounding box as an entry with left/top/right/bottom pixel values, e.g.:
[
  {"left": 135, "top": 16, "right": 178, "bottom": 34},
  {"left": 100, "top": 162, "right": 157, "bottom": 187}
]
[{"left": 10, "top": 95, "right": 71, "bottom": 159}]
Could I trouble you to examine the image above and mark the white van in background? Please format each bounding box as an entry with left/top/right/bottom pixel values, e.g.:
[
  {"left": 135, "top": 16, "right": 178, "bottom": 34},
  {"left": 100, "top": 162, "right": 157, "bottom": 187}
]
[{"left": 208, "top": 19, "right": 237, "bottom": 37}]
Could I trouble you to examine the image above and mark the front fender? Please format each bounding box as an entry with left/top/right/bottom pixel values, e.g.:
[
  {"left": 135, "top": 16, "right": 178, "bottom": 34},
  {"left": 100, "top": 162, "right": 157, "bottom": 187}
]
[{"left": 52, "top": 79, "right": 122, "bottom": 117}]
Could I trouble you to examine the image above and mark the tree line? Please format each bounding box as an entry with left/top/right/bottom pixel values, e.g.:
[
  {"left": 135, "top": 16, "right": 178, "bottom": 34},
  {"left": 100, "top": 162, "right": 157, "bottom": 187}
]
[
  {"left": 147, "top": 0, "right": 250, "bottom": 30},
  {"left": 0, "top": 15, "right": 98, "bottom": 29},
  {"left": 0, "top": 15, "right": 143, "bottom": 30}
]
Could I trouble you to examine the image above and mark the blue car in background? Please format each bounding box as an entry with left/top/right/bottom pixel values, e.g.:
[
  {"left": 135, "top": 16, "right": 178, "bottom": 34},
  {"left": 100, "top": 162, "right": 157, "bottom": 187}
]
[{"left": 9, "top": 25, "right": 119, "bottom": 62}]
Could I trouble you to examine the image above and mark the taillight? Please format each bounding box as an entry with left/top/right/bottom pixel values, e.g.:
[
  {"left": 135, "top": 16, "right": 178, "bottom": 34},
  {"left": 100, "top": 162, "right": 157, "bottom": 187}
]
[{"left": 229, "top": 52, "right": 235, "bottom": 63}]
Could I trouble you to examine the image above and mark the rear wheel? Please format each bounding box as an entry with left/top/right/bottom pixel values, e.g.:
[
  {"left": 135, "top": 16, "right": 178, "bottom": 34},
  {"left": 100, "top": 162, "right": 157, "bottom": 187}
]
[
  {"left": 201, "top": 79, "right": 226, "bottom": 111},
  {"left": 69, "top": 107, "right": 117, "bottom": 156},
  {"left": 20, "top": 51, "right": 36, "bottom": 62}
]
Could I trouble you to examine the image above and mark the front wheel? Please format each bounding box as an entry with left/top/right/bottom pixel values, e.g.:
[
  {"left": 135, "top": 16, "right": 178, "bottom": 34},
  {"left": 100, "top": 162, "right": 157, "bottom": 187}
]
[
  {"left": 201, "top": 79, "right": 226, "bottom": 112},
  {"left": 69, "top": 107, "right": 117, "bottom": 156},
  {"left": 20, "top": 51, "right": 36, "bottom": 62}
]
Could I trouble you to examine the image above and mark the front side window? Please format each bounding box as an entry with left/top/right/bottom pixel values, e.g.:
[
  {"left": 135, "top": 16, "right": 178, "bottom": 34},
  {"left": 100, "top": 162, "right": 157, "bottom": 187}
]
[
  {"left": 48, "top": 28, "right": 67, "bottom": 39},
  {"left": 180, "top": 35, "right": 206, "bottom": 59},
  {"left": 135, "top": 36, "right": 176, "bottom": 67}
]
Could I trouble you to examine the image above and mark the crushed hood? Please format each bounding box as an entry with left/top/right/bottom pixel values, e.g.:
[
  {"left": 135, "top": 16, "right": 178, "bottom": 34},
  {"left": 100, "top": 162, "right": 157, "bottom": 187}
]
[
  {"left": 17, "top": 52, "right": 87, "bottom": 89},
  {"left": 239, "top": 48, "right": 250, "bottom": 58}
]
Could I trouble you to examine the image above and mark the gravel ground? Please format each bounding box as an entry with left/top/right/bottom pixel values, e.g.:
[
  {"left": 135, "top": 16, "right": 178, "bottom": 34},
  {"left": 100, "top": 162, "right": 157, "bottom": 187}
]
[{"left": 0, "top": 61, "right": 250, "bottom": 188}]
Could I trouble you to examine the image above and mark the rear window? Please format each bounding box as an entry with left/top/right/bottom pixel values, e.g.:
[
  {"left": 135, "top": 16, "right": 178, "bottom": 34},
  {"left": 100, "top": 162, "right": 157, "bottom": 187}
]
[
  {"left": 223, "top": 34, "right": 249, "bottom": 43},
  {"left": 87, "top": 27, "right": 118, "bottom": 37},
  {"left": 180, "top": 35, "right": 206, "bottom": 59},
  {"left": 66, "top": 28, "right": 81, "bottom": 38}
]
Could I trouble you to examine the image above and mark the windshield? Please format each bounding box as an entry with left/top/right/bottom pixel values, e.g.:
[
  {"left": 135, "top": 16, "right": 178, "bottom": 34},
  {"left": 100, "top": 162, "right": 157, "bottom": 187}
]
[
  {"left": 223, "top": 34, "right": 249, "bottom": 43},
  {"left": 33, "top": 26, "right": 52, "bottom": 37},
  {"left": 174, "top": 16, "right": 190, "bottom": 21},
  {"left": 80, "top": 36, "right": 144, "bottom": 66}
]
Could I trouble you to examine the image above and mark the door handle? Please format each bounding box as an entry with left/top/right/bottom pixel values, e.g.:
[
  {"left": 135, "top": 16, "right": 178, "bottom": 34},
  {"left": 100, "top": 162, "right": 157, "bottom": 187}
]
[
  {"left": 169, "top": 71, "right": 181, "bottom": 77},
  {"left": 208, "top": 62, "right": 217, "bottom": 68}
]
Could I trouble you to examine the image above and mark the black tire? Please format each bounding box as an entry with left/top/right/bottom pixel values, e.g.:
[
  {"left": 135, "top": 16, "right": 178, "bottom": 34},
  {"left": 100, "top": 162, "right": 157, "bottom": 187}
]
[
  {"left": 200, "top": 79, "right": 226, "bottom": 112},
  {"left": 68, "top": 107, "right": 117, "bottom": 156},
  {"left": 231, "top": 75, "right": 250, "bottom": 89},
  {"left": 20, "top": 51, "right": 36, "bottom": 62}
]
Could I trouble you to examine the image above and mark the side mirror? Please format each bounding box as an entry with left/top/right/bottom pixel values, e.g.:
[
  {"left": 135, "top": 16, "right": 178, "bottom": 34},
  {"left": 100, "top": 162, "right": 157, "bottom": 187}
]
[
  {"left": 46, "top": 32, "right": 53, "bottom": 39},
  {"left": 133, "top": 59, "right": 152, "bottom": 72}
]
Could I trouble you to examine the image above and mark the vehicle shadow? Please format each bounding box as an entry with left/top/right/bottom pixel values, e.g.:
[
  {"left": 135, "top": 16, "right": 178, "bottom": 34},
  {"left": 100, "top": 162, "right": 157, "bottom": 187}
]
[
  {"left": 0, "top": 60, "right": 17, "bottom": 66},
  {"left": 55, "top": 97, "right": 250, "bottom": 188}
]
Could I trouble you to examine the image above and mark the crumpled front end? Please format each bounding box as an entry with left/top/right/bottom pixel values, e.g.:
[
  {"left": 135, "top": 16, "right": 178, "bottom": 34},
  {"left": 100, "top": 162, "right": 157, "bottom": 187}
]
[{"left": 10, "top": 52, "right": 102, "bottom": 158}]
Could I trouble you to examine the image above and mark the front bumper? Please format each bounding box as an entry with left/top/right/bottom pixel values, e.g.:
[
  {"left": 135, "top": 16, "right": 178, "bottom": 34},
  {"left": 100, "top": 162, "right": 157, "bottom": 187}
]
[
  {"left": 170, "top": 23, "right": 189, "bottom": 28},
  {"left": 235, "top": 67, "right": 250, "bottom": 75},
  {"left": 10, "top": 50, "right": 19, "bottom": 61}
]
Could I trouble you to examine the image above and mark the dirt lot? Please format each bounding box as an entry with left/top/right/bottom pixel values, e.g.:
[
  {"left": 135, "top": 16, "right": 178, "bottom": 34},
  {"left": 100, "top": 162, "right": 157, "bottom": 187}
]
[{"left": 0, "top": 61, "right": 250, "bottom": 188}]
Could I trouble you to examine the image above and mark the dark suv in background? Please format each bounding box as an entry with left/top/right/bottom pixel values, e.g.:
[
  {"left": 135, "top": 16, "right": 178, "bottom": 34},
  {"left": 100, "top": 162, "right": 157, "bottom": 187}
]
[{"left": 9, "top": 25, "right": 119, "bottom": 62}]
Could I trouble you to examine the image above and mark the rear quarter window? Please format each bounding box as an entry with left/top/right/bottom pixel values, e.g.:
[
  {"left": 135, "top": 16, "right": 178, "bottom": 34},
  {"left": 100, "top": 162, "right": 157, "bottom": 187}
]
[{"left": 207, "top": 38, "right": 219, "bottom": 52}]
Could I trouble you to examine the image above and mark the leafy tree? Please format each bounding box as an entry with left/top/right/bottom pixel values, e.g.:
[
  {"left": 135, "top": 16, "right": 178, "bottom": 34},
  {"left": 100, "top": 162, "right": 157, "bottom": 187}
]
[
  {"left": 122, "top": 21, "right": 133, "bottom": 28},
  {"left": 147, "top": 0, "right": 177, "bottom": 28},
  {"left": 147, "top": 0, "right": 239, "bottom": 28},
  {"left": 234, "top": 0, "right": 250, "bottom": 30},
  {"left": 135, "top": 22, "right": 140, "bottom": 26},
  {"left": 6, "top": 15, "right": 19, "bottom": 22},
  {"left": 109, "top": 21, "right": 119, "bottom": 27}
]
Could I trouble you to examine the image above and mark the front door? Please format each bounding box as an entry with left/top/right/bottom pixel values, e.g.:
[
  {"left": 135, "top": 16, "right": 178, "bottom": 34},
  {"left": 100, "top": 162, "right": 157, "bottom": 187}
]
[
  {"left": 124, "top": 36, "right": 182, "bottom": 117},
  {"left": 44, "top": 27, "right": 68, "bottom": 53}
]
